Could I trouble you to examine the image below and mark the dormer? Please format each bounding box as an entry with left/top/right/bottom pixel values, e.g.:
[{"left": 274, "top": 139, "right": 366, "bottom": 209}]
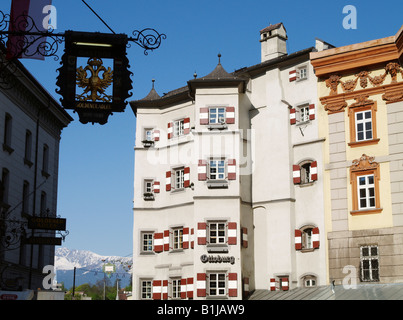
[{"left": 260, "top": 23, "right": 288, "bottom": 62}]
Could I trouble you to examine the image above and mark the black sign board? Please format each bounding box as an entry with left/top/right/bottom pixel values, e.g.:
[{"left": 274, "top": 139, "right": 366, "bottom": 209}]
[
  {"left": 25, "top": 237, "right": 62, "bottom": 246},
  {"left": 28, "top": 217, "right": 66, "bottom": 231},
  {"left": 56, "top": 31, "right": 133, "bottom": 124}
]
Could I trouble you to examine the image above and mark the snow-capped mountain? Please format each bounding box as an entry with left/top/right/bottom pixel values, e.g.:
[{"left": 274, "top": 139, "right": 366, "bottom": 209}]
[{"left": 55, "top": 247, "right": 132, "bottom": 289}]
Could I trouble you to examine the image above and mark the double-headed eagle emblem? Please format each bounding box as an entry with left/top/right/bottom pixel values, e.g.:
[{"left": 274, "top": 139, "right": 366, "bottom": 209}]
[{"left": 76, "top": 57, "right": 113, "bottom": 102}]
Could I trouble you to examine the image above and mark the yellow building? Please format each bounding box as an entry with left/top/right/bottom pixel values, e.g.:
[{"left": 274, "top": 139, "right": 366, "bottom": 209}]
[{"left": 311, "top": 25, "right": 403, "bottom": 285}]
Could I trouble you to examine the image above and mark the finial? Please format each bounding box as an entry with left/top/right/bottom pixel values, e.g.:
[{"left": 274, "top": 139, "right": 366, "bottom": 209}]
[
  {"left": 152, "top": 78, "right": 155, "bottom": 89},
  {"left": 193, "top": 71, "right": 197, "bottom": 79},
  {"left": 218, "top": 53, "right": 221, "bottom": 64}
]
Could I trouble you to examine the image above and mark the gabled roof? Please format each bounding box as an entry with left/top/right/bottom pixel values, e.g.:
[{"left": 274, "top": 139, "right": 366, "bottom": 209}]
[{"left": 260, "top": 22, "right": 285, "bottom": 34}]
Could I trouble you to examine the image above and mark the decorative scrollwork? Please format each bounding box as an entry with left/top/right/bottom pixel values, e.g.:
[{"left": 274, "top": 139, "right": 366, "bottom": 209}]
[{"left": 130, "top": 28, "right": 167, "bottom": 55}]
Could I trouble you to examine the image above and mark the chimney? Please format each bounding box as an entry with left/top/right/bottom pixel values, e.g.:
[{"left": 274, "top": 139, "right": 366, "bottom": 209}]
[{"left": 260, "top": 23, "right": 287, "bottom": 62}]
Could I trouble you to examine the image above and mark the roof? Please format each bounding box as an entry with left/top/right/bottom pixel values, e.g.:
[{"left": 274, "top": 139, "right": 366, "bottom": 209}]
[
  {"left": 260, "top": 22, "right": 284, "bottom": 34},
  {"left": 248, "top": 283, "right": 403, "bottom": 300}
]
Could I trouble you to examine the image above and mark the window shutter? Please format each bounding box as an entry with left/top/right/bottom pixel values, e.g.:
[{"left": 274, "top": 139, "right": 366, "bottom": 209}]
[
  {"left": 228, "top": 273, "right": 237, "bottom": 297},
  {"left": 184, "top": 117, "right": 190, "bottom": 134},
  {"left": 289, "top": 69, "right": 297, "bottom": 82},
  {"left": 227, "top": 222, "right": 237, "bottom": 245},
  {"left": 295, "top": 229, "right": 302, "bottom": 250},
  {"left": 290, "top": 108, "right": 296, "bottom": 125},
  {"left": 281, "top": 277, "right": 289, "bottom": 291},
  {"left": 183, "top": 227, "right": 189, "bottom": 249},
  {"left": 198, "top": 160, "right": 207, "bottom": 181},
  {"left": 153, "top": 181, "right": 160, "bottom": 193},
  {"left": 162, "top": 280, "right": 168, "bottom": 300},
  {"left": 167, "top": 122, "right": 173, "bottom": 139},
  {"left": 310, "top": 161, "right": 318, "bottom": 181},
  {"left": 197, "top": 222, "right": 207, "bottom": 245},
  {"left": 309, "top": 104, "right": 315, "bottom": 120},
  {"left": 163, "top": 230, "right": 170, "bottom": 251},
  {"left": 180, "top": 278, "right": 187, "bottom": 299},
  {"left": 191, "top": 228, "right": 194, "bottom": 249},
  {"left": 293, "top": 165, "right": 301, "bottom": 184},
  {"left": 270, "top": 278, "right": 276, "bottom": 291},
  {"left": 154, "top": 233, "right": 163, "bottom": 253},
  {"left": 152, "top": 280, "right": 162, "bottom": 300},
  {"left": 242, "top": 227, "right": 248, "bottom": 248},
  {"left": 312, "top": 227, "right": 320, "bottom": 248},
  {"left": 184, "top": 167, "right": 190, "bottom": 188},
  {"left": 166, "top": 171, "right": 171, "bottom": 191},
  {"left": 197, "top": 273, "right": 206, "bottom": 297},
  {"left": 152, "top": 129, "right": 160, "bottom": 141},
  {"left": 226, "top": 106, "right": 235, "bottom": 124},
  {"left": 228, "top": 159, "right": 236, "bottom": 180},
  {"left": 200, "top": 108, "right": 209, "bottom": 125},
  {"left": 243, "top": 277, "right": 249, "bottom": 298},
  {"left": 187, "top": 277, "right": 194, "bottom": 299}
]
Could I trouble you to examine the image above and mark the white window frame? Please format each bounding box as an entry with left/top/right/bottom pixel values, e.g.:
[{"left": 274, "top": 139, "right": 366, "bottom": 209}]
[
  {"left": 173, "top": 119, "right": 185, "bottom": 137},
  {"left": 298, "top": 104, "right": 310, "bottom": 123},
  {"left": 297, "top": 65, "right": 308, "bottom": 81},
  {"left": 140, "top": 279, "right": 153, "bottom": 299},
  {"left": 171, "top": 278, "right": 181, "bottom": 299},
  {"left": 172, "top": 227, "right": 183, "bottom": 250},
  {"left": 174, "top": 168, "right": 185, "bottom": 190},
  {"left": 207, "top": 272, "right": 227, "bottom": 297},
  {"left": 300, "top": 162, "right": 312, "bottom": 184},
  {"left": 357, "top": 174, "right": 376, "bottom": 210},
  {"left": 208, "top": 221, "right": 227, "bottom": 245},
  {"left": 360, "top": 245, "right": 379, "bottom": 282},
  {"left": 355, "top": 110, "right": 373, "bottom": 142},
  {"left": 209, "top": 159, "right": 226, "bottom": 180},
  {"left": 209, "top": 107, "right": 226, "bottom": 125},
  {"left": 141, "top": 232, "right": 154, "bottom": 253},
  {"left": 144, "top": 179, "right": 153, "bottom": 194},
  {"left": 144, "top": 128, "right": 153, "bottom": 141}
]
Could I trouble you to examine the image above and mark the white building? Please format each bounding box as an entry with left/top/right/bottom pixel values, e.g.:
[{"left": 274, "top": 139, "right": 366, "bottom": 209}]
[
  {"left": 0, "top": 51, "right": 72, "bottom": 292},
  {"left": 130, "top": 23, "right": 328, "bottom": 300}
]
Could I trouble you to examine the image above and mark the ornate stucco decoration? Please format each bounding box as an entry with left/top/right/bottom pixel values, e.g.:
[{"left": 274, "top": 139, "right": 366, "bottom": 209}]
[{"left": 350, "top": 154, "right": 379, "bottom": 172}]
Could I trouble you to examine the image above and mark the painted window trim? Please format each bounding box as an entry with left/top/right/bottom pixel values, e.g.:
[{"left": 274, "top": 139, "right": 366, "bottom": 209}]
[{"left": 348, "top": 101, "right": 379, "bottom": 148}]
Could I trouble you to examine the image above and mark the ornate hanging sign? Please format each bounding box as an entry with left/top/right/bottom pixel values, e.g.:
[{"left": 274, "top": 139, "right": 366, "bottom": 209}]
[{"left": 56, "top": 31, "right": 133, "bottom": 124}]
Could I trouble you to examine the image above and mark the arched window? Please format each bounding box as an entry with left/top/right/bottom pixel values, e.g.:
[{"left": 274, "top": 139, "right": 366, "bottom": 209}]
[{"left": 293, "top": 160, "right": 317, "bottom": 184}]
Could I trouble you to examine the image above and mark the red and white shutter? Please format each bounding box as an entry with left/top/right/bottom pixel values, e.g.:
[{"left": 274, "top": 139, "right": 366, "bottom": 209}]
[
  {"left": 162, "top": 280, "right": 168, "bottom": 300},
  {"left": 243, "top": 277, "right": 249, "bottom": 298},
  {"left": 312, "top": 227, "right": 320, "bottom": 248},
  {"left": 281, "top": 277, "right": 289, "bottom": 291},
  {"left": 197, "top": 222, "right": 207, "bottom": 245},
  {"left": 153, "top": 129, "right": 160, "bottom": 141},
  {"left": 310, "top": 161, "right": 318, "bottom": 181},
  {"left": 289, "top": 69, "right": 297, "bottom": 82},
  {"left": 183, "top": 227, "right": 189, "bottom": 249},
  {"left": 293, "top": 165, "right": 301, "bottom": 184},
  {"left": 184, "top": 117, "right": 190, "bottom": 134},
  {"left": 166, "top": 171, "right": 171, "bottom": 191},
  {"left": 184, "top": 167, "right": 190, "bottom": 188},
  {"left": 270, "top": 278, "right": 276, "bottom": 291},
  {"left": 197, "top": 273, "right": 206, "bottom": 297},
  {"left": 154, "top": 233, "right": 163, "bottom": 253},
  {"left": 200, "top": 108, "right": 209, "bottom": 125},
  {"left": 198, "top": 160, "right": 207, "bottom": 181},
  {"left": 242, "top": 227, "right": 248, "bottom": 248},
  {"left": 163, "top": 230, "right": 170, "bottom": 251},
  {"left": 167, "top": 122, "right": 173, "bottom": 139},
  {"left": 153, "top": 181, "right": 160, "bottom": 193},
  {"left": 152, "top": 280, "right": 162, "bottom": 300},
  {"left": 228, "top": 159, "right": 236, "bottom": 180},
  {"left": 191, "top": 228, "right": 194, "bottom": 249},
  {"left": 309, "top": 104, "right": 315, "bottom": 120},
  {"left": 290, "top": 108, "right": 296, "bottom": 125},
  {"left": 228, "top": 273, "right": 237, "bottom": 297},
  {"left": 187, "top": 277, "right": 194, "bottom": 299},
  {"left": 295, "top": 229, "right": 302, "bottom": 250},
  {"left": 226, "top": 106, "right": 235, "bottom": 124},
  {"left": 227, "top": 222, "right": 237, "bottom": 245},
  {"left": 180, "top": 278, "right": 187, "bottom": 299}
]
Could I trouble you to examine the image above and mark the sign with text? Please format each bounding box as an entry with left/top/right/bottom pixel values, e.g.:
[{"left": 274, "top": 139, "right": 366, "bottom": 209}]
[
  {"left": 25, "top": 237, "right": 62, "bottom": 246},
  {"left": 28, "top": 217, "right": 66, "bottom": 231}
]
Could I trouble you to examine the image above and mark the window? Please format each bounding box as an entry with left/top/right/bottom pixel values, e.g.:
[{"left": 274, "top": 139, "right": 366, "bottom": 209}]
[
  {"left": 22, "top": 181, "right": 30, "bottom": 215},
  {"left": 302, "top": 227, "right": 313, "bottom": 249},
  {"left": 3, "top": 113, "right": 13, "bottom": 153},
  {"left": 40, "top": 191, "right": 47, "bottom": 215},
  {"left": 1, "top": 168, "right": 10, "bottom": 205},
  {"left": 295, "top": 226, "right": 319, "bottom": 251},
  {"left": 297, "top": 66, "right": 308, "bottom": 80},
  {"left": 360, "top": 245, "right": 379, "bottom": 282},
  {"left": 209, "top": 160, "right": 225, "bottom": 180},
  {"left": 141, "top": 232, "right": 154, "bottom": 253},
  {"left": 144, "top": 128, "right": 153, "bottom": 141},
  {"left": 171, "top": 278, "right": 181, "bottom": 299},
  {"left": 174, "top": 168, "right": 185, "bottom": 189},
  {"left": 303, "top": 275, "right": 317, "bottom": 288},
  {"left": 298, "top": 105, "right": 310, "bottom": 123},
  {"left": 350, "top": 154, "right": 381, "bottom": 215},
  {"left": 42, "top": 144, "right": 49, "bottom": 177},
  {"left": 24, "top": 130, "right": 32, "bottom": 165},
  {"left": 348, "top": 99, "right": 379, "bottom": 147},
  {"left": 208, "top": 272, "right": 226, "bottom": 297},
  {"left": 209, "top": 107, "right": 226, "bottom": 124},
  {"left": 172, "top": 227, "right": 183, "bottom": 250},
  {"left": 173, "top": 119, "right": 184, "bottom": 137},
  {"left": 208, "top": 222, "right": 226, "bottom": 245},
  {"left": 140, "top": 280, "right": 153, "bottom": 299},
  {"left": 294, "top": 160, "right": 317, "bottom": 185}
]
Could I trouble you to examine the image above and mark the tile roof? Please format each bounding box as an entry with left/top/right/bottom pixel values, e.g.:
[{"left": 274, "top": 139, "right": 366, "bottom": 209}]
[{"left": 260, "top": 22, "right": 284, "bottom": 34}]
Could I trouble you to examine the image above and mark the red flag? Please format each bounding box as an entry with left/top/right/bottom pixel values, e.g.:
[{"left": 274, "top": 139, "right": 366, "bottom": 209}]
[{"left": 6, "top": 0, "right": 53, "bottom": 60}]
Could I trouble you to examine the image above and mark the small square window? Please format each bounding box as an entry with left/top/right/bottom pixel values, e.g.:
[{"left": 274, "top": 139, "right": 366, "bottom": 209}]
[
  {"left": 141, "top": 232, "right": 153, "bottom": 252},
  {"left": 209, "top": 107, "right": 226, "bottom": 124}
]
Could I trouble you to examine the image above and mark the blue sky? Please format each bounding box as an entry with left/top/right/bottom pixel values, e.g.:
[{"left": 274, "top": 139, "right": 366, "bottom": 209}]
[{"left": 1, "top": 0, "right": 401, "bottom": 257}]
